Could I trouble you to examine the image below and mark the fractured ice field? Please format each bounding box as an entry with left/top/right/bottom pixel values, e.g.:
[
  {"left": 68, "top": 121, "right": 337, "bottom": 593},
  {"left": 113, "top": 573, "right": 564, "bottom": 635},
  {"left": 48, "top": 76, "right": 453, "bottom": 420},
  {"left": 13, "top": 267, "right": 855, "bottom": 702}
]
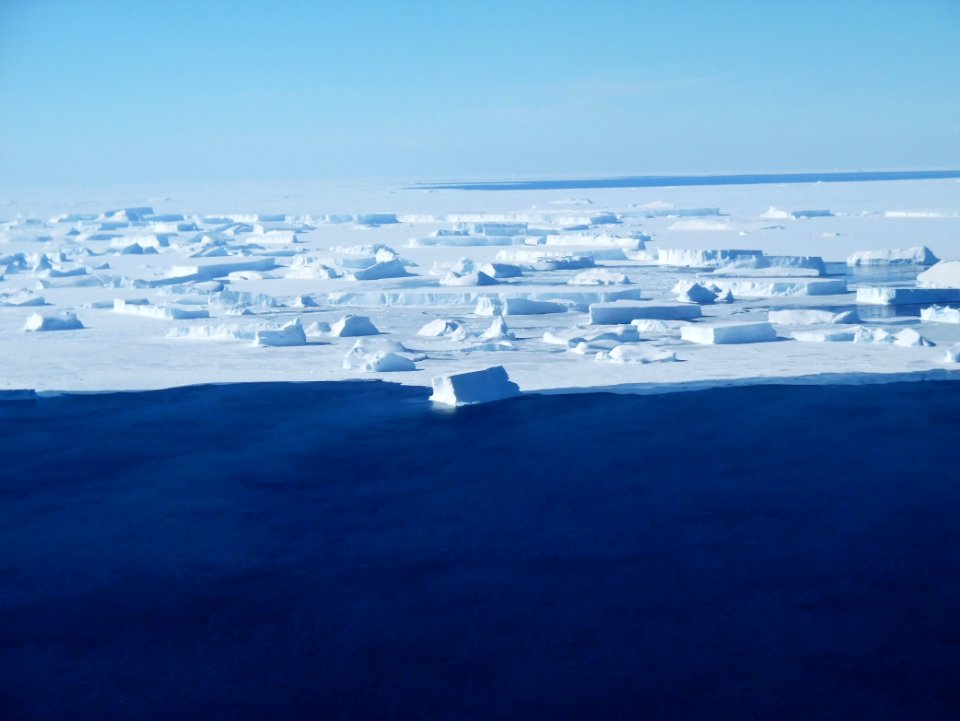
[{"left": 2, "top": 176, "right": 960, "bottom": 403}]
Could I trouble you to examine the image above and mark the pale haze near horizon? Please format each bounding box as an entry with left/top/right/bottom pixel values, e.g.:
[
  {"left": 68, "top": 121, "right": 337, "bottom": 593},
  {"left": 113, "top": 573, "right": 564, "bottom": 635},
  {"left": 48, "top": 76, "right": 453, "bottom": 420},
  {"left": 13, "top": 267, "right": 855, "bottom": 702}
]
[{"left": 1, "top": 0, "right": 958, "bottom": 187}]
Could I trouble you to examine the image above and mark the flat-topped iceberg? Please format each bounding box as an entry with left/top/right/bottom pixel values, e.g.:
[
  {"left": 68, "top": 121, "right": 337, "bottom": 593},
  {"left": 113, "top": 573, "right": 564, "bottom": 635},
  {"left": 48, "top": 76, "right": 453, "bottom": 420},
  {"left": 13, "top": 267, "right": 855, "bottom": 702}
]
[
  {"left": 589, "top": 301, "right": 702, "bottom": 324},
  {"left": 681, "top": 322, "right": 777, "bottom": 345},
  {"left": 847, "top": 246, "right": 938, "bottom": 266},
  {"left": 23, "top": 311, "right": 84, "bottom": 332},
  {"left": 429, "top": 366, "right": 520, "bottom": 407}
]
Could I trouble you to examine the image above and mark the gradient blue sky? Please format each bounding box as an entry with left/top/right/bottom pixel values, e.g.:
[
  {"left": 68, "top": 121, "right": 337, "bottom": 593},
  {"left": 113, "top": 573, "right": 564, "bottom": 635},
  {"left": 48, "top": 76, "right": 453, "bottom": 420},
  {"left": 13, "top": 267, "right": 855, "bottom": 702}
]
[{"left": 1, "top": 0, "right": 958, "bottom": 185}]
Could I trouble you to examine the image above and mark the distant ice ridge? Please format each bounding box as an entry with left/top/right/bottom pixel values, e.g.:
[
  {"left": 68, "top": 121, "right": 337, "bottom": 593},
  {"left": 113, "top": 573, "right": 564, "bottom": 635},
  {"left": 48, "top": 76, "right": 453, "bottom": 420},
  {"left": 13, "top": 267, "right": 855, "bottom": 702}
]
[{"left": 429, "top": 366, "right": 520, "bottom": 406}]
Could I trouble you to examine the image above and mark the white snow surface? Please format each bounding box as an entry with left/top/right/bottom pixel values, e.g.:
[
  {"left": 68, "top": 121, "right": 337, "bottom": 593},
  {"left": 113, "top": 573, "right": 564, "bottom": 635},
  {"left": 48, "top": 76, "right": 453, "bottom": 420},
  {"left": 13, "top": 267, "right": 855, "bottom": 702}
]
[{"left": 3, "top": 177, "right": 960, "bottom": 398}]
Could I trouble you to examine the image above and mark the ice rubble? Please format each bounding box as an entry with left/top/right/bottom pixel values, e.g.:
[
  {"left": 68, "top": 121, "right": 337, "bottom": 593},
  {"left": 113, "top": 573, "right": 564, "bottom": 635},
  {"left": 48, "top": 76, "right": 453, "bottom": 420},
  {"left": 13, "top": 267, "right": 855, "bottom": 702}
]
[{"left": 429, "top": 366, "right": 520, "bottom": 406}]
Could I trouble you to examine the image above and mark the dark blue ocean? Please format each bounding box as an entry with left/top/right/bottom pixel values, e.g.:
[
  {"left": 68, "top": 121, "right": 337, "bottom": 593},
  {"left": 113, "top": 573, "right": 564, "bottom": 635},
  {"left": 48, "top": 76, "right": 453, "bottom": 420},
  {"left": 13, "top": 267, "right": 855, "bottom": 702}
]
[{"left": 3, "top": 381, "right": 960, "bottom": 720}]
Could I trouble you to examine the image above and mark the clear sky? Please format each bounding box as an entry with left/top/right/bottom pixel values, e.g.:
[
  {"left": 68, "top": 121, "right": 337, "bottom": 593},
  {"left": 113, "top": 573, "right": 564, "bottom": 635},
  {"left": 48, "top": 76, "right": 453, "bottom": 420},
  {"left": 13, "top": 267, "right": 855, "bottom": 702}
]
[{"left": 1, "top": 0, "right": 958, "bottom": 185}]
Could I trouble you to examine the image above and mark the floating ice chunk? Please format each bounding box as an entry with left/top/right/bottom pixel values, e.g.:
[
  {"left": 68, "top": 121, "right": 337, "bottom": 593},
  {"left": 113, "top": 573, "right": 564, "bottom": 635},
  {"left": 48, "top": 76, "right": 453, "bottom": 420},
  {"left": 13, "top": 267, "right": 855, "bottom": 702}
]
[
  {"left": 710, "top": 255, "right": 826, "bottom": 277},
  {"left": 440, "top": 271, "right": 499, "bottom": 287},
  {"left": 589, "top": 301, "right": 702, "bottom": 324},
  {"left": 494, "top": 248, "right": 595, "bottom": 269},
  {"left": 479, "top": 316, "right": 515, "bottom": 341},
  {"left": 917, "top": 261, "right": 960, "bottom": 289},
  {"left": 847, "top": 246, "right": 938, "bottom": 266},
  {"left": 113, "top": 299, "right": 210, "bottom": 320},
  {"left": 657, "top": 249, "right": 762, "bottom": 268},
  {"left": 342, "top": 350, "right": 415, "bottom": 372},
  {"left": 101, "top": 206, "right": 154, "bottom": 222},
  {"left": 857, "top": 287, "right": 960, "bottom": 305},
  {"left": 945, "top": 344, "right": 960, "bottom": 363},
  {"left": 157, "top": 258, "right": 277, "bottom": 285},
  {"left": 254, "top": 319, "right": 307, "bottom": 347},
  {"left": 330, "top": 315, "right": 379, "bottom": 337},
  {"left": 893, "top": 328, "right": 935, "bottom": 348},
  {"left": 286, "top": 257, "right": 341, "bottom": 279},
  {"left": 630, "top": 319, "right": 676, "bottom": 335},
  {"left": 342, "top": 339, "right": 416, "bottom": 372},
  {"left": 681, "top": 322, "right": 777, "bottom": 344},
  {"left": 418, "top": 318, "right": 462, "bottom": 337},
  {"left": 920, "top": 306, "right": 960, "bottom": 324},
  {"left": 768, "top": 309, "right": 859, "bottom": 325},
  {"left": 478, "top": 262, "right": 523, "bottom": 279},
  {"left": 350, "top": 258, "right": 411, "bottom": 281},
  {"left": 305, "top": 321, "right": 331, "bottom": 335},
  {"left": 790, "top": 327, "right": 859, "bottom": 342},
  {"left": 853, "top": 327, "right": 894, "bottom": 344},
  {"left": 166, "top": 324, "right": 254, "bottom": 341},
  {"left": 559, "top": 324, "right": 642, "bottom": 351},
  {"left": 24, "top": 311, "right": 84, "bottom": 332},
  {"left": 759, "top": 206, "right": 791, "bottom": 219},
  {"left": 459, "top": 340, "right": 518, "bottom": 353},
  {"left": 568, "top": 269, "right": 631, "bottom": 286},
  {"left": 0, "top": 290, "right": 45, "bottom": 307},
  {"left": 429, "top": 366, "right": 520, "bottom": 406},
  {"left": 708, "top": 278, "right": 847, "bottom": 298},
  {"left": 595, "top": 345, "right": 678, "bottom": 364},
  {"left": 672, "top": 280, "right": 722, "bottom": 304},
  {"left": 474, "top": 297, "right": 566, "bottom": 316},
  {"left": 667, "top": 219, "right": 735, "bottom": 231}
]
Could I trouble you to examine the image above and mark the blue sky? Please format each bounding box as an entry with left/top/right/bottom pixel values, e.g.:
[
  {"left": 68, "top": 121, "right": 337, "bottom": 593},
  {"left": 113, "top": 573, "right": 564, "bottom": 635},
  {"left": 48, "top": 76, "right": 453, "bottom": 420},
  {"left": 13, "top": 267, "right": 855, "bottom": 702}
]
[{"left": 1, "top": 0, "right": 958, "bottom": 185}]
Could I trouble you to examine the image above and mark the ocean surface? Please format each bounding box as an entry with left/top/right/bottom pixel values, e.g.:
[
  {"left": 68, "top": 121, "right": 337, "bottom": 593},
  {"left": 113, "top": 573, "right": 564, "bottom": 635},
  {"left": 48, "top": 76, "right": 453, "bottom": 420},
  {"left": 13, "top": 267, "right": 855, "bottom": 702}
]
[
  {"left": 3, "top": 381, "right": 960, "bottom": 720},
  {"left": 416, "top": 169, "right": 960, "bottom": 191}
]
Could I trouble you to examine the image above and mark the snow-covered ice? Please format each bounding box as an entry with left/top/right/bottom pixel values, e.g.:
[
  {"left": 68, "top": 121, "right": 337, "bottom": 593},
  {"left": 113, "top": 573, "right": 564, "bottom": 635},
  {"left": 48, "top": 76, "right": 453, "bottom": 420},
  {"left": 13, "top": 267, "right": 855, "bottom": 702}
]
[{"left": 3, "top": 176, "right": 960, "bottom": 400}]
